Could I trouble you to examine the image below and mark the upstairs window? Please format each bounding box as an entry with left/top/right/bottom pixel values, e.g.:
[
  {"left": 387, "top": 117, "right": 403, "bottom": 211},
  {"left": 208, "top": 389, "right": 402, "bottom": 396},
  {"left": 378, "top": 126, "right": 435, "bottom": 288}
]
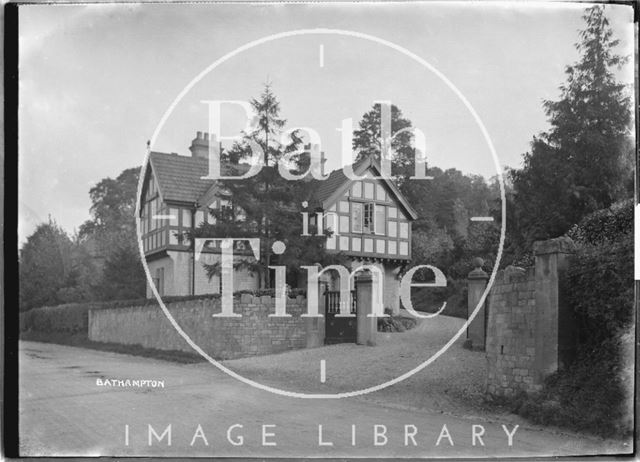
[
  {"left": 219, "top": 199, "right": 234, "bottom": 221},
  {"left": 351, "top": 203, "right": 363, "bottom": 233},
  {"left": 375, "top": 205, "right": 385, "bottom": 235},
  {"left": 364, "top": 203, "right": 375, "bottom": 233}
]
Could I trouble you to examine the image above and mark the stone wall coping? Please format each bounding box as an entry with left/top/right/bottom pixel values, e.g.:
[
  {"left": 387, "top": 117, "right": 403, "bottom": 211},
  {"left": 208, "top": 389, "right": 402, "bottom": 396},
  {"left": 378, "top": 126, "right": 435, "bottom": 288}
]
[
  {"left": 493, "top": 266, "right": 535, "bottom": 283},
  {"left": 87, "top": 294, "right": 307, "bottom": 315},
  {"left": 468, "top": 267, "right": 489, "bottom": 280},
  {"left": 533, "top": 236, "right": 576, "bottom": 256}
]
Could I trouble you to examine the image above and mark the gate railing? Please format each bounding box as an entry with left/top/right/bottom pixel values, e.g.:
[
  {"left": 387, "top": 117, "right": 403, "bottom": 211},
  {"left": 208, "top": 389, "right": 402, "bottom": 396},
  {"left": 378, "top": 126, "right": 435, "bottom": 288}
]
[{"left": 325, "top": 289, "right": 357, "bottom": 314}]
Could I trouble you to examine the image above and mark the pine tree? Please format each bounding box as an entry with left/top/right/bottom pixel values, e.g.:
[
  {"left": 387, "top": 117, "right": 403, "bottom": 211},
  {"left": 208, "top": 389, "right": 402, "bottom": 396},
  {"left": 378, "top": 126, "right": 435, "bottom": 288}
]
[
  {"left": 352, "top": 103, "right": 416, "bottom": 183},
  {"left": 194, "top": 85, "right": 342, "bottom": 289},
  {"left": 511, "top": 5, "right": 633, "bottom": 247}
]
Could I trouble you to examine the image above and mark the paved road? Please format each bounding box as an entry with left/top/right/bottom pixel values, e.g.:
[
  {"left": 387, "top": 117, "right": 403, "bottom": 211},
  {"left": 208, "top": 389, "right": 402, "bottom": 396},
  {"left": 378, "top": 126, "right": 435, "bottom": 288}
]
[{"left": 19, "top": 341, "right": 628, "bottom": 457}]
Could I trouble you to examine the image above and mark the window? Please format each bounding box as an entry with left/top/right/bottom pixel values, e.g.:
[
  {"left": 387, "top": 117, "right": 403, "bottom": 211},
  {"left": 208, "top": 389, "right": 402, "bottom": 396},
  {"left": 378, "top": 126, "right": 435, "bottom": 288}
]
[
  {"left": 376, "top": 184, "right": 386, "bottom": 201},
  {"left": 170, "top": 231, "right": 179, "bottom": 245},
  {"left": 399, "top": 222, "right": 409, "bottom": 239},
  {"left": 388, "top": 207, "right": 398, "bottom": 219},
  {"left": 364, "top": 182, "right": 374, "bottom": 199},
  {"left": 351, "top": 203, "right": 363, "bottom": 233},
  {"left": 351, "top": 182, "right": 362, "bottom": 197},
  {"left": 339, "top": 200, "right": 349, "bottom": 213},
  {"left": 220, "top": 199, "right": 233, "bottom": 221},
  {"left": 376, "top": 239, "right": 385, "bottom": 254},
  {"left": 364, "top": 203, "right": 375, "bottom": 233},
  {"left": 339, "top": 215, "right": 349, "bottom": 233},
  {"left": 400, "top": 241, "right": 409, "bottom": 255},
  {"left": 375, "top": 205, "right": 385, "bottom": 235},
  {"left": 325, "top": 212, "right": 336, "bottom": 232},
  {"left": 169, "top": 208, "right": 179, "bottom": 226},
  {"left": 388, "top": 241, "right": 397, "bottom": 254},
  {"left": 182, "top": 209, "right": 191, "bottom": 228}
]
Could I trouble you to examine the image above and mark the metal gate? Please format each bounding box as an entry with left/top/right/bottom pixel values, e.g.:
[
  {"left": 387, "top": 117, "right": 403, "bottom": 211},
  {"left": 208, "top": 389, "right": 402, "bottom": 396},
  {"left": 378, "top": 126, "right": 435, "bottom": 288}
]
[{"left": 324, "top": 289, "right": 357, "bottom": 344}]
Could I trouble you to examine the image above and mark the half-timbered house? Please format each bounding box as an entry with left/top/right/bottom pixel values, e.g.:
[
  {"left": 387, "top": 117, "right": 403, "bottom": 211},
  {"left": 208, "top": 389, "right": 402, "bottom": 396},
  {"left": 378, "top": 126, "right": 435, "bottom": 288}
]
[{"left": 139, "top": 132, "right": 416, "bottom": 315}]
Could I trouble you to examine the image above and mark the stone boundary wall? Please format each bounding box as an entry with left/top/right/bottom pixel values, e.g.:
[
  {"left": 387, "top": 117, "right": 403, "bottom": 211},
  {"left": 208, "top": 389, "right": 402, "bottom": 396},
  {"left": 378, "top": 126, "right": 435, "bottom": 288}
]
[
  {"left": 482, "top": 236, "right": 576, "bottom": 398},
  {"left": 485, "top": 267, "right": 540, "bottom": 396},
  {"left": 88, "top": 294, "right": 309, "bottom": 360}
]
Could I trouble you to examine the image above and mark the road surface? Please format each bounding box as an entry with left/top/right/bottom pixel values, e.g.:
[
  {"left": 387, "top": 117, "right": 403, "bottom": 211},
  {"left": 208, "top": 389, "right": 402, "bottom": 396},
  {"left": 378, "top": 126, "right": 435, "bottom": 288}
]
[{"left": 19, "top": 341, "right": 629, "bottom": 457}]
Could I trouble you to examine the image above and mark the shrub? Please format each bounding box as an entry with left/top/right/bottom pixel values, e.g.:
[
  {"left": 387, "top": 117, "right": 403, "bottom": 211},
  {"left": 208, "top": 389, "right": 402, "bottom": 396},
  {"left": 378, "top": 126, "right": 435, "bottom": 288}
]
[
  {"left": 567, "top": 234, "right": 634, "bottom": 345},
  {"left": 378, "top": 308, "right": 417, "bottom": 332},
  {"left": 516, "top": 205, "right": 634, "bottom": 437},
  {"left": 566, "top": 198, "right": 633, "bottom": 246},
  {"left": 409, "top": 278, "right": 468, "bottom": 319},
  {"left": 517, "top": 331, "right": 634, "bottom": 438}
]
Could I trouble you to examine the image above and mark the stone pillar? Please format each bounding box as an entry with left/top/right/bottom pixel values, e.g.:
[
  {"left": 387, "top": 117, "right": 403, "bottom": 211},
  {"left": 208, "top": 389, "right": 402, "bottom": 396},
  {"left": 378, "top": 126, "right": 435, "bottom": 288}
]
[
  {"left": 532, "top": 236, "right": 576, "bottom": 383},
  {"left": 467, "top": 257, "right": 489, "bottom": 351},
  {"left": 356, "top": 273, "right": 377, "bottom": 346},
  {"left": 305, "top": 291, "right": 325, "bottom": 348},
  {"left": 306, "top": 277, "right": 329, "bottom": 347}
]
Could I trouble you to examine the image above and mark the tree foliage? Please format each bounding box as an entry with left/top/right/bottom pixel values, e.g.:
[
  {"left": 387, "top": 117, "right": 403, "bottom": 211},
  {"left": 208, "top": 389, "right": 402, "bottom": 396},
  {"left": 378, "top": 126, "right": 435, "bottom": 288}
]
[
  {"left": 193, "top": 85, "right": 344, "bottom": 288},
  {"left": 78, "top": 167, "right": 146, "bottom": 300},
  {"left": 352, "top": 103, "right": 416, "bottom": 182},
  {"left": 511, "top": 5, "right": 633, "bottom": 250},
  {"left": 19, "top": 219, "right": 73, "bottom": 311}
]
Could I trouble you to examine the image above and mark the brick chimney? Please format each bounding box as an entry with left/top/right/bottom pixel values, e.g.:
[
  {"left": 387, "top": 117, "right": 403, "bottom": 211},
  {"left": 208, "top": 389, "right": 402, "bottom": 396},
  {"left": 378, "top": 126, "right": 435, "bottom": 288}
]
[
  {"left": 189, "top": 131, "right": 207, "bottom": 159},
  {"left": 189, "top": 132, "right": 222, "bottom": 159},
  {"left": 302, "top": 143, "right": 327, "bottom": 178}
]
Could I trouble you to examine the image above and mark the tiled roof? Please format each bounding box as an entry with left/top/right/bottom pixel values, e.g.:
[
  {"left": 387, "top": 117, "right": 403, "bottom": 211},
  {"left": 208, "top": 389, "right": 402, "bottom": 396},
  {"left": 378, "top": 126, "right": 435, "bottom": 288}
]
[
  {"left": 149, "top": 152, "right": 212, "bottom": 204},
  {"left": 310, "top": 157, "right": 418, "bottom": 220},
  {"left": 148, "top": 152, "right": 417, "bottom": 219},
  {"left": 311, "top": 158, "right": 369, "bottom": 204},
  {"left": 148, "top": 152, "right": 249, "bottom": 205}
]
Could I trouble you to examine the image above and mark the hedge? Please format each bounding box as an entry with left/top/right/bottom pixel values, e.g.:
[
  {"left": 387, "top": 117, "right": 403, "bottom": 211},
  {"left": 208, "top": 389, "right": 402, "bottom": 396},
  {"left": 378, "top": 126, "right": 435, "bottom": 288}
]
[
  {"left": 566, "top": 198, "right": 632, "bottom": 246},
  {"left": 517, "top": 202, "right": 634, "bottom": 437}
]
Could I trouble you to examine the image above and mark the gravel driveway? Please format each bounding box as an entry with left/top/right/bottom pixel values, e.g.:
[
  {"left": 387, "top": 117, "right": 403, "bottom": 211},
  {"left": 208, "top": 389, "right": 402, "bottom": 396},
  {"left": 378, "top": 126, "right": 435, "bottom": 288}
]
[{"left": 225, "top": 314, "right": 492, "bottom": 417}]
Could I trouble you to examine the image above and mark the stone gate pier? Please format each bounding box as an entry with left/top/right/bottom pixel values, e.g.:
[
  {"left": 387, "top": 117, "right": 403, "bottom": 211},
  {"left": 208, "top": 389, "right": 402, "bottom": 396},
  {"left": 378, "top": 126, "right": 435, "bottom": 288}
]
[{"left": 467, "top": 237, "right": 577, "bottom": 397}]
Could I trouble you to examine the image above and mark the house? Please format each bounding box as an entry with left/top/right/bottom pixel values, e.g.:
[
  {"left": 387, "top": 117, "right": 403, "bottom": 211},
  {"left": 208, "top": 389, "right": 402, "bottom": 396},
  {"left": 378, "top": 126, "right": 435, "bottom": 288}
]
[
  {"left": 307, "top": 156, "right": 417, "bottom": 314},
  {"left": 139, "top": 132, "right": 417, "bottom": 314}
]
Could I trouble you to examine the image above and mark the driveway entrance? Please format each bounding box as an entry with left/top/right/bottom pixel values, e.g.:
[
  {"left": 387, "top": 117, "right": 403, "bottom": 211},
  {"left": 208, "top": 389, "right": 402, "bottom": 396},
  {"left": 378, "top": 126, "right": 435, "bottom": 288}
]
[{"left": 324, "top": 289, "right": 357, "bottom": 344}]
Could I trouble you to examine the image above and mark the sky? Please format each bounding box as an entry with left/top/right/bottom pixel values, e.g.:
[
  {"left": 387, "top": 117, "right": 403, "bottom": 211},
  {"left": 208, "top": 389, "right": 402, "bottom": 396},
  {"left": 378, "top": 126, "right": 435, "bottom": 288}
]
[{"left": 18, "top": 1, "right": 635, "bottom": 245}]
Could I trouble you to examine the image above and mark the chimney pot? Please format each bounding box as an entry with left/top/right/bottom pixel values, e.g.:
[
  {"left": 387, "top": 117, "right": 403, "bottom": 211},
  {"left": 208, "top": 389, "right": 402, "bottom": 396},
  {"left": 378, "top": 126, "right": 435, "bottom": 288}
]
[{"left": 190, "top": 131, "right": 209, "bottom": 159}]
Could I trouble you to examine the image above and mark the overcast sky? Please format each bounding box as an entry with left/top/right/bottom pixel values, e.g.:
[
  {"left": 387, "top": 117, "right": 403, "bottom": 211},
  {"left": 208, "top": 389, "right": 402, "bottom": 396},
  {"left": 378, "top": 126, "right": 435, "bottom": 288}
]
[{"left": 18, "top": 1, "right": 635, "bottom": 244}]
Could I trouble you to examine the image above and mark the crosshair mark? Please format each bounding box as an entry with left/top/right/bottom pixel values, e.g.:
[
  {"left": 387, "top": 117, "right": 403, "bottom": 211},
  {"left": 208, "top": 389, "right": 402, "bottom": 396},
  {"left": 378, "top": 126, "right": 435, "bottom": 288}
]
[
  {"left": 470, "top": 216, "right": 494, "bottom": 222},
  {"left": 320, "top": 359, "right": 326, "bottom": 383}
]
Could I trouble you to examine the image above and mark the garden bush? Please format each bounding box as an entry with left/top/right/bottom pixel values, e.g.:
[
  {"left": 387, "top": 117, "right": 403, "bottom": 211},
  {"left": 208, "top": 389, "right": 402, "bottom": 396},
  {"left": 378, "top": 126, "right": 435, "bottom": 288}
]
[
  {"left": 409, "top": 277, "right": 468, "bottom": 319},
  {"left": 516, "top": 201, "right": 634, "bottom": 437}
]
